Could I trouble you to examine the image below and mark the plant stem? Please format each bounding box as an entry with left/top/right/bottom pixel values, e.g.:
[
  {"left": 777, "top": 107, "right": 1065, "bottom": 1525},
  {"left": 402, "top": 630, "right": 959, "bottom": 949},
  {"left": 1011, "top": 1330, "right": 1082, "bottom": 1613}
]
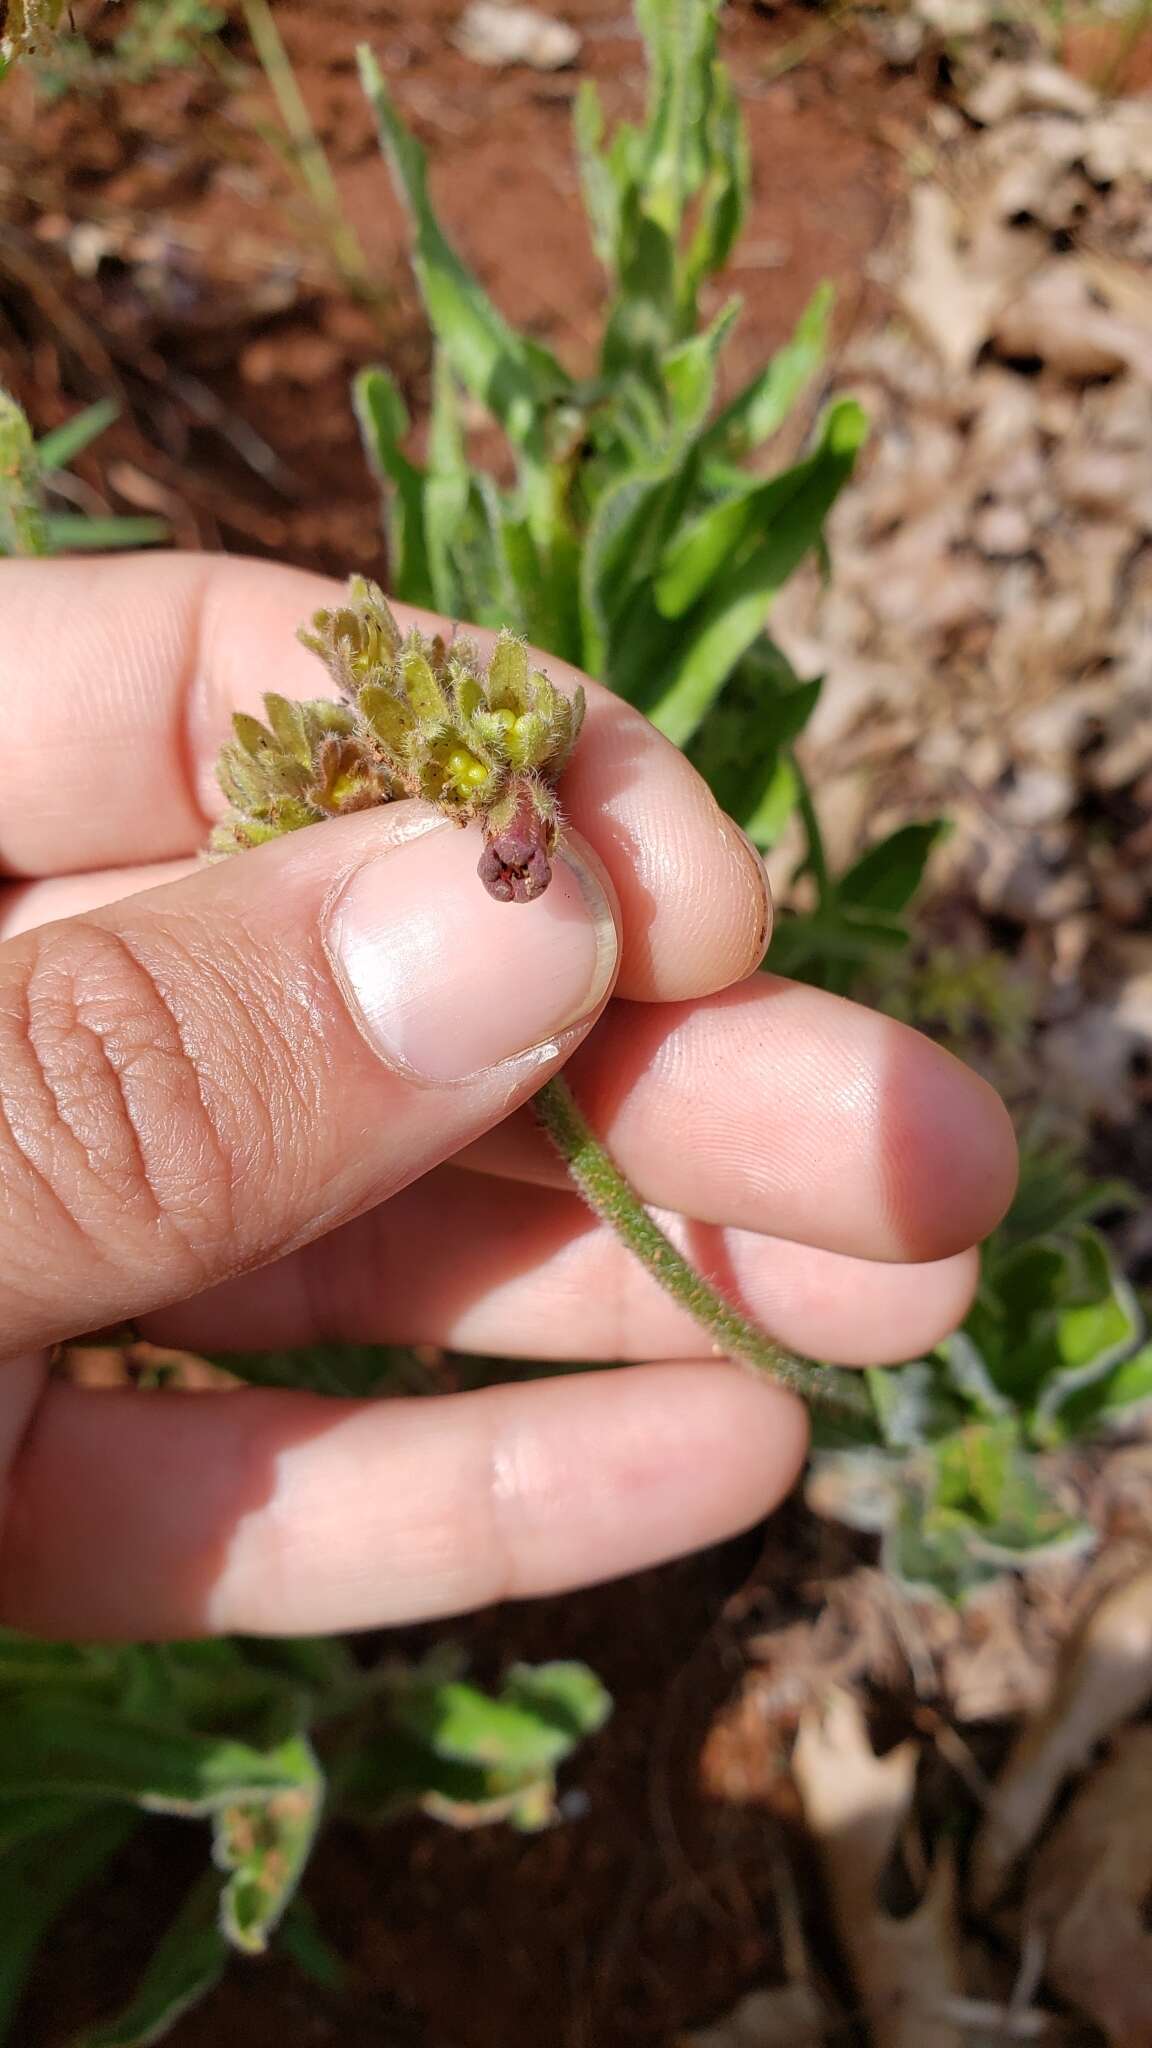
[
  {"left": 242, "top": 0, "right": 383, "bottom": 310},
  {"left": 532, "top": 1074, "right": 869, "bottom": 1424}
]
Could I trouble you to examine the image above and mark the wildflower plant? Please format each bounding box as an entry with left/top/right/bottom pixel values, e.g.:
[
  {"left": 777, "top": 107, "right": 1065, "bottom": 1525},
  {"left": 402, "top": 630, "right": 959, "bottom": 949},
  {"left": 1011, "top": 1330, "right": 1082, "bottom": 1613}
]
[{"left": 213, "top": 581, "right": 584, "bottom": 903}]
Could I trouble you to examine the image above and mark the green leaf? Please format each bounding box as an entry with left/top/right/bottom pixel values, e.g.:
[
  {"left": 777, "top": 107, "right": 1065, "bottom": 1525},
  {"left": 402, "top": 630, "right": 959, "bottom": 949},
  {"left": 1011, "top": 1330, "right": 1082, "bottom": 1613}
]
[
  {"left": 579, "top": 466, "right": 676, "bottom": 673},
  {"left": 75, "top": 1874, "right": 227, "bottom": 2047},
  {"left": 677, "top": 54, "right": 747, "bottom": 320},
  {"left": 352, "top": 366, "right": 434, "bottom": 609},
  {"left": 996, "top": 1149, "right": 1128, "bottom": 1249},
  {"left": 660, "top": 296, "right": 741, "bottom": 442},
  {"left": 207, "top": 1342, "right": 412, "bottom": 1397},
  {"left": 44, "top": 514, "right": 168, "bottom": 551},
  {"left": 1033, "top": 1232, "right": 1144, "bottom": 1437},
  {"left": 214, "top": 1733, "right": 323, "bottom": 1952},
  {"left": 765, "top": 904, "right": 911, "bottom": 988},
  {"left": 0, "top": 1634, "right": 115, "bottom": 1691},
  {"left": 601, "top": 190, "right": 678, "bottom": 383},
  {"left": 1057, "top": 1340, "right": 1152, "bottom": 1439},
  {"left": 633, "top": 0, "right": 725, "bottom": 238},
  {"left": 654, "top": 397, "right": 866, "bottom": 621},
  {"left": 36, "top": 398, "right": 119, "bottom": 472},
  {"left": 343, "top": 1658, "right": 611, "bottom": 1834},
  {"left": 700, "top": 283, "right": 833, "bottom": 468},
  {"left": 573, "top": 79, "right": 617, "bottom": 266},
  {"left": 392, "top": 1665, "right": 609, "bottom": 1776},
  {"left": 839, "top": 821, "right": 947, "bottom": 915},
  {"left": 0, "top": 1806, "right": 136, "bottom": 2040},
  {"left": 276, "top": 1898, "right": 347, "bottom": 1992},
  {"left": 882, "top": 1427, "right": 1093, "bottom": 1603},
  {"left": 867, "top": 1358, "right": 970, "bottom": 1450},
  {"left": 638, "top": 400, "right": 865, "bottom": 747},
  {"left": 358, "top": 46, "right": 570, "bottom": 471},
  {"left": 685, "top": 636, "right": 820, "bottom": 846},
  {"left": 0, "top": 1703, "right": 314, "bottom": 1813},
  {"left": 499, "top": 1662, "right": 613, "bottom": 1745}
]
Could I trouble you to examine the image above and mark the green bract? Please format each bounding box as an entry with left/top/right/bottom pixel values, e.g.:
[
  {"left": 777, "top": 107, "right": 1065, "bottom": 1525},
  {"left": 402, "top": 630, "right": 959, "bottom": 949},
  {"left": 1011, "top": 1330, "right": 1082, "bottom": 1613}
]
[{"left": 211, "top": 577, "right": 585, "bottom": 902}]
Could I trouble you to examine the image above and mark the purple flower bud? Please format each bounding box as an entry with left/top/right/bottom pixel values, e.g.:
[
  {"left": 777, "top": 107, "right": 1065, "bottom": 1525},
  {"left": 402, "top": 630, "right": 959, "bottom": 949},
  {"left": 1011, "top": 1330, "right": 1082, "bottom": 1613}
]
[{"left": 478, "top": 790, "right": 554, "bottom": 903}]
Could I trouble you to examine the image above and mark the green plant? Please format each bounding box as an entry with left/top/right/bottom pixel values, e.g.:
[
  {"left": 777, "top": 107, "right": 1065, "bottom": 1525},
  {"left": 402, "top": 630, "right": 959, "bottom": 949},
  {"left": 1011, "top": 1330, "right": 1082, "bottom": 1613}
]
[
  {"left": 808, "top": 1153, "right": 1151, "bottom": 1600},
  {"left": 30, "top": 0, "right": 226, "bottom": 96},
  {"left": 0, "top": 390, "right": 167, "bottom": 557},
  {"left": 0, "top": 1604, "right": 609, "bottom": 2043},
  {"left": 353, "top": 4, "right": 941, "bottom": 994}
]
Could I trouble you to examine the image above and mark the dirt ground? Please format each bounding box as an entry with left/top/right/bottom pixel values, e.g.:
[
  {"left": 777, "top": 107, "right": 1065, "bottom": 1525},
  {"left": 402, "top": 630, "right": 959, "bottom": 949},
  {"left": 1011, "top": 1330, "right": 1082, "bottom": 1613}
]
[{"left": 3, "top": 2, "right": 1152, "bottom": 2043}]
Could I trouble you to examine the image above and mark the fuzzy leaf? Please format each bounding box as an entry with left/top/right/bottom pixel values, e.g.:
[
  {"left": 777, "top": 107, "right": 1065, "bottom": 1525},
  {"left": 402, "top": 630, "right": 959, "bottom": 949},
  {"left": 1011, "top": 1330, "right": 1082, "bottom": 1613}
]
[
  {"left": 700, "top": 283, "right": 833, "bottom": 469},
  {"left": 684, "top": 637, "right": 821, "bottom": 846},
  {"left": 654, "top": 398, "right": 866, "bottom": 621},
  {"left": 352, "top": 365, "right": 435, "bottom": 609},
  {"left": 0, "top": 1703, "right": 314, "bottom": 1813},
  {"left": 74, "top": 1874, "right": 227, "bottom": 2047},
  {"left": 0, "top": 1806, "right": 137, "bottom": 2040},
  {"left": 638, "top": 401, "right": 866, "bottom": 744},
  {"left": 214, "top": 1734, "right": 323, "bottom": 1953},
  {"left": 359, "top": 48, "right": 570, "bottom": 468},
  {"left": 839, "top": 822, "right": 947, "bottom": 916}
]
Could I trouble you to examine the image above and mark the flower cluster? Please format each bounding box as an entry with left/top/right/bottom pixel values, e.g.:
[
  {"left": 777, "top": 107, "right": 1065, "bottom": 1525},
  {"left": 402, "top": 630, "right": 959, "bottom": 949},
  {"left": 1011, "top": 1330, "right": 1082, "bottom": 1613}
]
[{"left": 211, "top": 577, "right": 585, "bottom": 901}]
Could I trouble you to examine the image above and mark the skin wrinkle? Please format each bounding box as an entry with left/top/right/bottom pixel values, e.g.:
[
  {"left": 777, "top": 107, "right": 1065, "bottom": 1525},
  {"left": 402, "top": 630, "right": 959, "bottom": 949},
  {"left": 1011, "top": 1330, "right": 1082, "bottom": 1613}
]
[
  {"left": 0, "top": 969, "right": 94, "bottom": 1261},
  {"left": 30, "top": 945, "right": 169, "bottom": 1232},
  {"left": 23, "top": 926, "right": 223, "bottom": 1291},
  {"left": 132, "top": 910, "right": 331, "bottom": 1249}
]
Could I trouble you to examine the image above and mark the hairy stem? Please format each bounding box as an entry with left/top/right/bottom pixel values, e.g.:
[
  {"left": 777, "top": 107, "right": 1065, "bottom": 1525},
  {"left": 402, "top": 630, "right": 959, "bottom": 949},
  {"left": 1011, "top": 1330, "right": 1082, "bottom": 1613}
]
[{"left": 533, "top": 1075, "right": 869, "bottom": 1424}]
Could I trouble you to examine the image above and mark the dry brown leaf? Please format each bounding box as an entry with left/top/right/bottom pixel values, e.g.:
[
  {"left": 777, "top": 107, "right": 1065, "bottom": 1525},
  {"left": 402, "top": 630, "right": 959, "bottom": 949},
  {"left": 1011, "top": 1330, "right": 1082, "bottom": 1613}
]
[
  {"left": 993, "top": 264, "right": 1152, "bottom": 381},
  {"left": 964, "top": 61, "right": 1098, "bottom": 124},
  {"left": 898, "top": 183, "right": 1033, "bottom": 373},
  {"left": 792, "top": 1688, "right": 964, "bottom": 2048},
  {"left": 678, "top": 1986, "right": 826, "bottom": 2048},
  {"left": 1025, "top": 1724, "right": 1152, "bottom": 2047},
  {"left": 453, "top": 2, "right": 580, "bottom": 69},
  {"left": 58, "top": 1341, "right": 244, "bottom": 1392},
  {"left": 970, "top": 1563, "right": 1152, "bottom": 1910}
]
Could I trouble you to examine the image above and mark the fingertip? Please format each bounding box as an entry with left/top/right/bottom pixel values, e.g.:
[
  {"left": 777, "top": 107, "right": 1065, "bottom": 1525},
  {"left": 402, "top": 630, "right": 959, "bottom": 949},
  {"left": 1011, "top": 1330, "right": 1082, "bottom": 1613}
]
[
  {"left": 884, "top": 1031, "right": 1019, "bottom": 1263},
  {"left": 560, "top": 702, "right": 775, "bottom": 1003}
]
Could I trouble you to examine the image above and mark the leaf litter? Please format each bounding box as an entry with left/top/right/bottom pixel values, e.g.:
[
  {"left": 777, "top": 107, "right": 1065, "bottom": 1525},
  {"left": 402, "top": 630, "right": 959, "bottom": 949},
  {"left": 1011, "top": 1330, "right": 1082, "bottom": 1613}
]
[
  {"left": 695, "top": 22, "right": 1152, "bottom": 2040},
  {"left": 769, "top": 25, "right": 1152, "bottom": 1156}
]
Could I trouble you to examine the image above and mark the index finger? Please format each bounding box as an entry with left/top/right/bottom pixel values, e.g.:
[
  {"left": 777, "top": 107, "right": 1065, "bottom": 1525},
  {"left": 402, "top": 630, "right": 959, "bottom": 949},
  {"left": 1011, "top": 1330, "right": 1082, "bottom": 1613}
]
[{"left": 0, "top": 554, "right": 770, "bottom": 1003}]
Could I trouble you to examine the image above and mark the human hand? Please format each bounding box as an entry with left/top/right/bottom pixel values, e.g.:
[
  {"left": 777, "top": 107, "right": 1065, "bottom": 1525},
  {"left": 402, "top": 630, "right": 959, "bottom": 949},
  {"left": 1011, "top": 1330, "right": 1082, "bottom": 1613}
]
[{"left": 0, "top": 555, "right": 1016, "bottom": 1640}]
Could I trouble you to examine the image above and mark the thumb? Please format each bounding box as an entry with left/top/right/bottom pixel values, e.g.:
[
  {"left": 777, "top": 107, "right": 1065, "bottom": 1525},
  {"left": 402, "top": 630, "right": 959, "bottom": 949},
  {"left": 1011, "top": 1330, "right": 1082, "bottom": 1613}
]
[{"left": 0, "top": 804, "right": 618, "bottom": 1358}]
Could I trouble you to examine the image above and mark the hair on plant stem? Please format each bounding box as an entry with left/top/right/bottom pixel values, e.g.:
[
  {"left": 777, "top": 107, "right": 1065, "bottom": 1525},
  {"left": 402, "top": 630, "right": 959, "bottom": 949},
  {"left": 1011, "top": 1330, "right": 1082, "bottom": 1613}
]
[{"left": 212, "top": 577, "right": 867, "bottom": 1426}]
